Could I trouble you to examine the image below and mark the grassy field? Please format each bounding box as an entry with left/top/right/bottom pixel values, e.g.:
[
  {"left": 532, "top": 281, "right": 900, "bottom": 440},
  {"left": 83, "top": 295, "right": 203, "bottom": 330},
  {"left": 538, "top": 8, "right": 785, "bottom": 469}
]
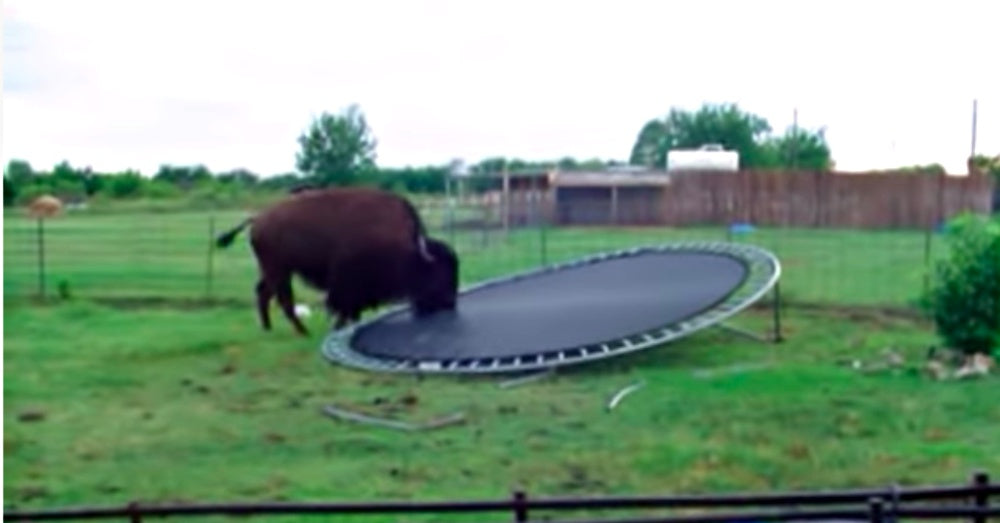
[
  {"left": 4, "top": 301, "right": 998, "bottom": 520},
  {"left": 5, "top": 206, "right": 996, "bottom": 520}
]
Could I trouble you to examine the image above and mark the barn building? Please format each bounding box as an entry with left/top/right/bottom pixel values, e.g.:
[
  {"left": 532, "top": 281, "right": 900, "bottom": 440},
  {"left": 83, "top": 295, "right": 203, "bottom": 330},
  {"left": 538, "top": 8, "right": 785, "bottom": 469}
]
[{"left": 549, "top": 168, "right": 671, "bottom": 226}]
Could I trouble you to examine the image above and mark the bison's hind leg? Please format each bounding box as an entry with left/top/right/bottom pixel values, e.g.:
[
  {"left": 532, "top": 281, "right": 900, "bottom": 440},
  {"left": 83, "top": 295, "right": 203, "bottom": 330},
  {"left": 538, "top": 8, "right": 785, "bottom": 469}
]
[
  {"left": 255, "top": 279, "right": 274, "bottom": 331},
  {"left": 264, "top": 273, "right": 309, "bottom": 337}
]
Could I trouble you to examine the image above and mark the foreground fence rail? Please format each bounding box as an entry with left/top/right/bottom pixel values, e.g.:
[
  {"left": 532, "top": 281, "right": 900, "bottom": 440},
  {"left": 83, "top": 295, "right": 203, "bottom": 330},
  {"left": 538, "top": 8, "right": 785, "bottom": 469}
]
[{"left": 5, "top": 471, "right": 996, "bottom": 522}]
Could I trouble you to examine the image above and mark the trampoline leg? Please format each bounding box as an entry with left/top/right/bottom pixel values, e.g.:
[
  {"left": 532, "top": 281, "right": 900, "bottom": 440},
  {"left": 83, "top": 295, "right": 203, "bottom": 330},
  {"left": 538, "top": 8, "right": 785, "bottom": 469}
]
[
  {"left": 716, "top": 323, "right": 771, "bottom": 344},
  {"left": 498, "top": 369, "right": 555, "bottom": 389},
  {"left": 715, "top": 281, "right": 784, "bottom": 345}
]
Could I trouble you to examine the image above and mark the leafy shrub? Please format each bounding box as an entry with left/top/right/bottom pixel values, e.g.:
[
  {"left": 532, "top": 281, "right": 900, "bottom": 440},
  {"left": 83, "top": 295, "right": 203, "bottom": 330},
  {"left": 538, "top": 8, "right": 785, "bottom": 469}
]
[
  {"left": 144, "top": 180, "right": 182, "bottom": 200},
  {"left": 105, "top": 171, "right": 146, "bottom": 198},
  {"left": 925, "top": 213, "right": 1000, "bottom": 355}
]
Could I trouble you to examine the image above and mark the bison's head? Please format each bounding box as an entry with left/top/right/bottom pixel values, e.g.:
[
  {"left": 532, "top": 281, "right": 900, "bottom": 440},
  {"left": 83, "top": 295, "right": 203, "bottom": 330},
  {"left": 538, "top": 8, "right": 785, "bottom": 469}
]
[{"left": 410, "top": 236, "right": 459, "bottom": 316}]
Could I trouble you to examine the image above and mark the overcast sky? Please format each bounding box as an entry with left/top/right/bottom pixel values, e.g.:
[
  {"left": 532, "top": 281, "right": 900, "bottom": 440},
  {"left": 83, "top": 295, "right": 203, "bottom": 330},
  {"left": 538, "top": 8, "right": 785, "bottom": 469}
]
[{"left": 3, "top": 0, "right": 998, "bottom": 177}]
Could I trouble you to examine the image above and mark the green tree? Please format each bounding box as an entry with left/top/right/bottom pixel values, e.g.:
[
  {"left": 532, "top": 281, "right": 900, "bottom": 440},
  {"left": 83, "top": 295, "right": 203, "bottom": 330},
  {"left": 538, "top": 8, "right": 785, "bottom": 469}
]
[
  {"left": 154, "top": 164, "right": 212, "bottom": 190},
  {"left": 4, "top": 159, "right": 35, "bottom": 205},
  {"left": 759, "top": 127, "right": 834, "bottom": 170},
  {"left": 472, "top": 157, "right": 509, "bottom": 175},
  {"left": 105, "top": 170, "right": 147, "bottom": 198},
  {"left": 4, "top": 176, "right": 15, "bottom": 205},
  {"left": 80, "top": 168, "right": 106, "bottom": 196},
  {"left": 295, "top": 104, "right": 378, "bottom": 187},
  {"left": 5, "top": 159, "right": 35, "bottom": 185},
  {"left": 971, "top": 154, "right": 1000, "bottom": 179},
  {"left": 51, "top": 160, "right": 78, "bottom": 183},
  {"left": 557, "top": 157, "right": 579, "bottom": 170},
  {"left": 216, "top": 168, "right": 259, "bottom": 187},
  {"left": 629, "top": 120, "right": 670, "bottom": 168},
  {"left": 375, "top": 165, "right": 449, "bottom": 193},
  {"left": 629, "top": 103, "right": 773, "bottom": 168},
  {"left": 41, "top": 161, "right": 88, "bottom": 200}
]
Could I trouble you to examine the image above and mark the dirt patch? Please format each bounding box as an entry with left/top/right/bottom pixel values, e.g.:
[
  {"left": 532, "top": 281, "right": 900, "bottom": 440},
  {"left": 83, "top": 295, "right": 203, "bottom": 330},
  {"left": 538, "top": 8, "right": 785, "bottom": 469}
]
[
  {"left": 17, "top": 409, "right": 46, "bottom": 423},
  {"left": 559, "top": 464, "right": 609, "bottom": 492}
]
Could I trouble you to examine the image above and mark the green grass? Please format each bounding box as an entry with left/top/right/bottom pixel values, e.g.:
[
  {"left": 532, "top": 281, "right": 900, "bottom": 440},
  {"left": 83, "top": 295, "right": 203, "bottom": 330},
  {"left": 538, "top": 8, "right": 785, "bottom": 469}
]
[
  {"left": 4, "top": 301, "right": 998, "bottom": 521},
  {"left": 4, "top": 207, "right": 947, "bottom": 308},
  {"left": 5, "top": 207, "right": 991, "bottom": 521}
]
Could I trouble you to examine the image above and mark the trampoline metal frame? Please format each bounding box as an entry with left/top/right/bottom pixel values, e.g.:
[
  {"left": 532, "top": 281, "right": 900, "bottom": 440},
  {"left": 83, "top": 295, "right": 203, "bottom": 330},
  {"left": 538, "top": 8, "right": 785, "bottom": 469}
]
[{"left": 320, "top": 241, "right": 782, "bottom": 375}]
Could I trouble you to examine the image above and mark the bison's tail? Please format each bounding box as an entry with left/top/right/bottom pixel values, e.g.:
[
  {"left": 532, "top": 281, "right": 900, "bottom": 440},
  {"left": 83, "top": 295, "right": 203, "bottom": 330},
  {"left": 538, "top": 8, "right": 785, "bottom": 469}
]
[{"left": 215, "top": 217, "right": 253, "bottom": 248}]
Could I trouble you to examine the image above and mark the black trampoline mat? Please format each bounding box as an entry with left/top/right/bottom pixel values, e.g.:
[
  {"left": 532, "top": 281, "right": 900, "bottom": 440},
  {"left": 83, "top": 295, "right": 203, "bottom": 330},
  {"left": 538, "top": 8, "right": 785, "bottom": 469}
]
[{"left": 351, "top": 251, "right": 750, "bottom": 361}]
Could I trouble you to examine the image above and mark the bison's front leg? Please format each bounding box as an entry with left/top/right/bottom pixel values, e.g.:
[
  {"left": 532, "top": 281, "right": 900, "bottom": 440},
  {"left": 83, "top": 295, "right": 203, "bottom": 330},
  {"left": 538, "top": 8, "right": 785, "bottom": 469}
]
[
  {"left": 332, "top": 310, "right": 361, "bottom": 331},
  {"left": 272, "top": 278, "right": 309, "bottom": 336},
  {"left": 325, "top": 293, "right": 349, "bottom": 331}
]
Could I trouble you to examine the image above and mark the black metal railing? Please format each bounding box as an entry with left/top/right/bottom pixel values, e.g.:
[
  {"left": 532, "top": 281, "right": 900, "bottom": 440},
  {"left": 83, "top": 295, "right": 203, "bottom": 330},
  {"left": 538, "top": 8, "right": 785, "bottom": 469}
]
[{"left": 5, "top": 471, "right": 995, "bottom": 522}]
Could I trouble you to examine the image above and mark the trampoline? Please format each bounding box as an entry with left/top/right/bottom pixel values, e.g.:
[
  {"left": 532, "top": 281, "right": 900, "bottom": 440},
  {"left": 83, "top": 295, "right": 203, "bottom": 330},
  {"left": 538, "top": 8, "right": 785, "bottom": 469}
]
[{"left": 321, "top": 241, "right": 781, "bottom": 375}]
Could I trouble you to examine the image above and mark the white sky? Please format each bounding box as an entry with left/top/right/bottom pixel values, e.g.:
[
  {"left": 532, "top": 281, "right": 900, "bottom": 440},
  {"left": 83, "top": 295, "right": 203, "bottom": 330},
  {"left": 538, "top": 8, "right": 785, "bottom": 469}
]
[{"left": 2, "top": 0, "right": 998, "bottom": 177}]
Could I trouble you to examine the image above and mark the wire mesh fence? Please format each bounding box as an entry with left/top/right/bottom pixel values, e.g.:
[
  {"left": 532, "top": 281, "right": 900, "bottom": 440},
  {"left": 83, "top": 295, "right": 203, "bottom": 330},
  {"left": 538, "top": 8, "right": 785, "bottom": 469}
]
[{"left": 2, "top": 191, "right": 958, "bottom": 312}]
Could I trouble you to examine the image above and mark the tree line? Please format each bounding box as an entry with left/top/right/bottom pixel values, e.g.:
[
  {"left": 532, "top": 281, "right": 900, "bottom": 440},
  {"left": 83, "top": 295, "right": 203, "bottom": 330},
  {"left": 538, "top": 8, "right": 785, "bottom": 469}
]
[{"left": 5, "top": 102, "right": 995, "bottom": 208}]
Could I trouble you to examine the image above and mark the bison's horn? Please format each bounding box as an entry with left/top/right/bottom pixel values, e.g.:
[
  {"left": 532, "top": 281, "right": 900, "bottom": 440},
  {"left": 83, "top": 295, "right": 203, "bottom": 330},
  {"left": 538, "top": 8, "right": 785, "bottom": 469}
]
[{"left": 418, "top": 236, "right": 436, "bottom": 262}]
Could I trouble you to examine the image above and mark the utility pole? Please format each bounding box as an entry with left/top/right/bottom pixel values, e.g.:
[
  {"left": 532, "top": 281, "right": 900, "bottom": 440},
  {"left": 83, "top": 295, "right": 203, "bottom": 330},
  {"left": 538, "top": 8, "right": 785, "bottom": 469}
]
[
  {"left": 790, "top": 108, "right": 799, "bottom": 169},
  {"left": 971, "top": 99, "right": 978, "bottom": 159}
]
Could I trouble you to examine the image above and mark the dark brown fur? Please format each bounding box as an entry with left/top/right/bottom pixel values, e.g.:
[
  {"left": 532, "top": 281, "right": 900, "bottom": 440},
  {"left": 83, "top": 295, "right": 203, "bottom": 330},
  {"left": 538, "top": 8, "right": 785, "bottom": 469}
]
[{"left": 215, "top": 187, "right": 459, "bottom": 336}]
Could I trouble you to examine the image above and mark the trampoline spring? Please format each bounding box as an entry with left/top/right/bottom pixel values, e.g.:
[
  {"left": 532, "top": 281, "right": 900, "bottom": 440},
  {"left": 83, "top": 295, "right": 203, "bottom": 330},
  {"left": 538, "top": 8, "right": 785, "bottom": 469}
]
[{"left": 499, "top": 369, "right": 555, "bottom": 389}]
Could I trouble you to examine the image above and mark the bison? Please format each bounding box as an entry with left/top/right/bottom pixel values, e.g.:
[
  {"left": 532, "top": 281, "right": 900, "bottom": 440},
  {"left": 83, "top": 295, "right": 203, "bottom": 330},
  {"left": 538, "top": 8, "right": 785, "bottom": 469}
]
[{"left": 214, "top": 187, "right": 459, "bottom": 336}]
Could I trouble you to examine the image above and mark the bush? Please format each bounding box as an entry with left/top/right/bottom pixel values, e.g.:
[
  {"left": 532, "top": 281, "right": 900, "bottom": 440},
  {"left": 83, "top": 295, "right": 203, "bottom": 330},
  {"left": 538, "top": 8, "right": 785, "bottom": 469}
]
[
  {"left": 144, "top": 180, "right": 183, "bottom": 200},
  {"left": 105, "top": 172, "right": 146, "bottom": 198},
  {"left": 925, "top": 213, "right": 1000, "bottom": 355}
]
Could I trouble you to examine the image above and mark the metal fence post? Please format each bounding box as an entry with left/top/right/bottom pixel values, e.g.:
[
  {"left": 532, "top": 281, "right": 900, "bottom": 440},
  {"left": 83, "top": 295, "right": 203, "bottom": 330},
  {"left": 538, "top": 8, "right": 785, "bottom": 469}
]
[
  {"left": 972, "top": 469, "right": 990, "bottom": 523},
  {"left": 36, "top": 217, "right": 47, "bottom": 301},
  {"left": 446, "top": 176, "right": 456, "bottom": 247},
  {"left": 922, "top": 222, "right": 933, "bottom": 298},
  {"left": 127, "top": 501, "right": 142, "bottom": 523},
  {"left": 538, "top": 201, "right": 548, "bottom": 267},
  {"left": 868, "top": 496, "right": 885, "bottom": 523},
  {"left": 534, "top": 177, "right": 548, "bottom": 267},
  {"left": 512, "top": 489, "right": 528, "bottom": 522},
  {"left": 773, "top": 281, "right": 784, "bottom": 343},
  {"left": 205, "top": 216, "right": 216, "bottom": 300}
]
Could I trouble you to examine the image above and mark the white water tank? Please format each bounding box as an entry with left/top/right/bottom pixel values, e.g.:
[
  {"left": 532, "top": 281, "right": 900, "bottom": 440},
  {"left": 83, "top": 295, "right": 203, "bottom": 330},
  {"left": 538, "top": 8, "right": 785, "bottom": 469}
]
[{"left": 667, "top": 144, "right": 739, "bottom": 172}]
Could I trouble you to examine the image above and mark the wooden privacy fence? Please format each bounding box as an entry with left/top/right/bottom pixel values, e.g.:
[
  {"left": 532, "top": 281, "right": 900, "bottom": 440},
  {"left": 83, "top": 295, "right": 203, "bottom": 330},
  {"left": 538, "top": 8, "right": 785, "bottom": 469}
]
[
  {"left": 664, "top": 169, "right": 994, "bottom": 229},
  {"left": 474, "top": 169, "right": 995, "bottom": 229},
  {"left": 652, "top": 170, "right": 992, "bottom": 229},
  {"left": 4, "top": 470, "right": 997, "bottom": 522}
]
